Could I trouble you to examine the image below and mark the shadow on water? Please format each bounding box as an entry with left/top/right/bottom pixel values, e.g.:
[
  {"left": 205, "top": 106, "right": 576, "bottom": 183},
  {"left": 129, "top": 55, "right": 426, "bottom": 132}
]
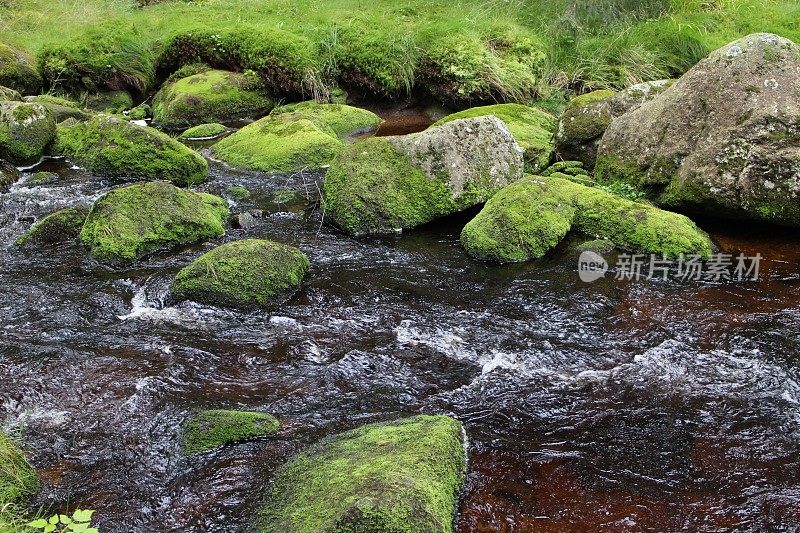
[{"left": 1, "top": 122, "right": 800, "bottom": 531}]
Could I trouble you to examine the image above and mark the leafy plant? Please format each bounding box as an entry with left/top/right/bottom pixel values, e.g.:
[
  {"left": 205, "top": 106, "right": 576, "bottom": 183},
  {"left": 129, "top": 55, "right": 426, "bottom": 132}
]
[{"left": 27, "top": 509, "right": 98, "bottom": 533}]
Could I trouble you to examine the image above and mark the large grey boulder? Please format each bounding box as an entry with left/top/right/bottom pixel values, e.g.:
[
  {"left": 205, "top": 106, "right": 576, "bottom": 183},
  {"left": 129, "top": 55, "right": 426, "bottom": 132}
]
[
  {"left": 596, "top": 33, "right": 800, "bottom": 226},
  {"left": 323, "top": 116, "right": 524, "bottom": 235}
]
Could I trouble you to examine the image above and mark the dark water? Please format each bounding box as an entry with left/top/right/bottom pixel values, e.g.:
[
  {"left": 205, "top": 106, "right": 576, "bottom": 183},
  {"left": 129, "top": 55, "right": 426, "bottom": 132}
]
[{"left": 1, "top": 113, "right": 800, "bottom": 532}]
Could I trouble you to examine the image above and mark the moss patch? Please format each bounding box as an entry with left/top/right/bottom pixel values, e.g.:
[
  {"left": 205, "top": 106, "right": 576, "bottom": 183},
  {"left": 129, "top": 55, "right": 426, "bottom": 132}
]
[
  {"left": 173, "top": 238, "right": 309, "bottom": 309},
  {"left": 0, "top": 85, "right": 22, "bottom": 101},
  {"left": 180, "top": 122, "right": 227, "bottom": 139},
  {"left": 16, "top": 205, "right": 89, "bottom": 246},
  {"left": 269, "top": 101, "right": 381, "bottom": 138},
  {"left": 23, "top": 95, "right": 92, "bottom": 123},
  {"left": 461, "top": 175, "right": 713, "bottom": 263},
  {"left": 433, "top": 103, "right": 556, "bottom": 172},
  {"left": 0, "top": 41, "right": 42, "bottom": 95},
  {"left": 80, "top": 181, "right": 228, "bottom": 265},
  {"left": 259, "top": 415, "right": 466, "bottom": 533},
  {"left": 183, "top": 409, "right": 280, "bottom": 454},
  {"left": 153, "top": 69, "right": 274, "bottom": 129},
  {"left": 54, "top": 115, "right": 208, "bottom": 186},
  {"left": 0, "top": 431, "right": 38, "bottom": 506},
  {"left": 83, "top": 90, "right": 133, "bottom": 113},
  {"left": 0, "top": 101, "right": 56, "bottom": 165},
  {"left": 554, "top": 89, "right": 615, "bottom": 167}
]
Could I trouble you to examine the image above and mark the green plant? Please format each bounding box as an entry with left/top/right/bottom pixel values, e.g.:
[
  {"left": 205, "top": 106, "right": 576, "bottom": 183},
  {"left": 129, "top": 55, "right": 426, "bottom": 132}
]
[{"left": 27, "top": 509, "right": 98, "bottom": 533}]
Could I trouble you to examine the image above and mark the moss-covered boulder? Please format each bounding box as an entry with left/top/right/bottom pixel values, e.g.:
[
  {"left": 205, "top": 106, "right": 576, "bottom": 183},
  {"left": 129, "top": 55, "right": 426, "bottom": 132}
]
[
  {"left": 0, "top": 42, "right": 42, "bottom": 95},
  {"left": 26, "top": 171, "right": 59, "bottom": 185},
  {"left": 54, "top": 115, "right": 208, "bottom": 186},
  {"left": 432, "top": 103, "right": 556, "bottom": 172},
  {"left": 259, "top": 415, "right": 466, "bottom": 533},
  {"left": 0, "top": 85, "right": 21, "bottom": 101},
  {"left": 597, "top": 34, "right": 800, "bottom": 226},
  {"left": 461, "top": 175, "right": 713, "bottom": 263},
  {"left": 183, "top": 409, "right": 280, "bottom": 454},
  {"left": 80, "top": 181, "right": 228, "bottom": 265},
  {"left": 126, "top": 103, "right": 151, "bottom": 121},
  {"left": 16, "top": 205, "right": 89, "bottom": 246},
  {"left": 153, "top": 69, "right": 274, "bottom": 129},
  {"left": 324, "top": 116, "right": 524, "bottom": 235},
  {"left": 0, "top": 101, "right": 56, "bottom": 165},
  {"left": 212, "top": 102, "right": 380, "bottom": 173},
  {"left": 180, "top": 122, "right": 227, "bottom": 140},
  {"left": 83, "top": 90, "right": 133, "bottom": 114},
  {"left": 0, "top": 431, "right": 39, "bottom": 508},
  {"left": 23, "top": 95, "right": 92, "bottom": 123},
  {"left": 173, "top": 239, "right": 309, "bottom": 308}
]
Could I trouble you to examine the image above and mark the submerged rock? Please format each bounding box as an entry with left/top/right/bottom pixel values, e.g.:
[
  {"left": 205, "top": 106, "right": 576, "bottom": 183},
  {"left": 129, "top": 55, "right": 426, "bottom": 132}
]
[
  {"left": 461, "top": 175, "right": 713, "bottom": 263},
  {"left": 432, "top": 103, "right": 556, "bottom": 172},
  {"left": 153, "top": 69, "right": 274, "bottom": 129},
  {"left": 23, "top": 94, "right": 92, "bottom": 123},
  {"left": 212, "top": 102, "right": 380, "bottom": 173},
  {"left": 172, "top": 238, "right": 309, "bottom": 309},
  {"left": 183, "top": 409, "right": 280, "bottom": 454},
  {"left": 324, "top": 116, "right": 524, "bottom": 235},
  {"left": 54, "top": 115, "right": 208, "bottom": 186},
  {"left": 0, "top": 42, "right": 42, "bottom": 95},
  {"left": 0, "top": 101, "right": 56, "bottom": 165},
  {"left": 180, "top": 122, "right": 227, "bottom": 140},
  {"left": 596, "top": 33, "right": 800, "bottom": 226},
  {"left": 259, "top": 415, "right": 466, "bottom": 533},
  {"left": 80, "top": 181, "right": 228, "bottom": 265},
  {"left": 16, "top": 205, "right": 89, "bottom": 246}
]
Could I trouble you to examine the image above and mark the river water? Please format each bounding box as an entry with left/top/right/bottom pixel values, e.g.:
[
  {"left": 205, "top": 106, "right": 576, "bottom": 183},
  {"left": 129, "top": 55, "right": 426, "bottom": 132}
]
[{"left": 1, "top": 110, "right": 799, "bottom": 532}]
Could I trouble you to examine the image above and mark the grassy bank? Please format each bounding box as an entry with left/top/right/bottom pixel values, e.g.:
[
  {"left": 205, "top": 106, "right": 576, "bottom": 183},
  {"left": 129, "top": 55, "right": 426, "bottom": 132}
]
[
  {"left": 1, "top": 0, "right": 798, "bottom": 106},
  {"left": 0, "top": 431, "right": 38, "bottom": 532}
]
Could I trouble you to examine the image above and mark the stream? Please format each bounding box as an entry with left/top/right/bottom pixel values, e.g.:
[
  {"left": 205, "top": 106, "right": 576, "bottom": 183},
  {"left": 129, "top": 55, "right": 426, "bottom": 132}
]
[{"left": 1, "top": 107, "right": 800, "bottom": 532}]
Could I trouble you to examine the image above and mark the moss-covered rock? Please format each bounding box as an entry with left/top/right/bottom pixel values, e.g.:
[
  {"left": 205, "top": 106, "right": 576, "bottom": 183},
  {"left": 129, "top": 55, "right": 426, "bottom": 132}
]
[
  {"left": 554, "top": 90, "right": 615, "bottom": 168},
  {"left": 183, "top": 409, "right": 280, "bottom": 454},
  {"left": 432, "top": 103, "right": 556, "bottom": 172},
  {"left": 259, "top": 415, "right": 466, "bottom": 533},
  {"left": 0, "top": 160, "right": 20, "bottom": 191},
  {"left": 126, "top": 103, "right": 151, "bottom": 121},
  {"left": 16, "top": 205, "right": 89, "bottom": 246},
  {"left": 0, "top": 85, "right": 22, "bottom": 101},
  {"left": 173, "top": 238, "right": 309, "bottom": 308},
  {"left": 0, "top": 431, "right": 39, "bottom": 506},
  {"left": 224, "top": 186, "right": 251, "bottom": 201},
  {"left": 54, "top": 115, "right": 208, "bottom": 186},
  {"left": 180, "top": 122, "right": 227, "bottom": 140},
  {"left": 80, "top": 181, "right": 228, "bottom": 265},
  {"left": 83, "top": 90, "right": 134, "bottom": 114},
  {"left": 596, "top": 34, "right": 800, "bottom": 227},
  {"left": 22, "top": 95, "right": 92, "bottom": 123},
  {"left": 269, "top": 101, "right": 381, "bottom": 138},
  {"left": 324, "top": 116, "right": 524, "bottom": 235},
  {"left": 153, "top": 69, "right": 274, "bottom": 129},
  {"left": 0, "top": 42, "right": 42, "bottom": 95},
  {"left": 0, "top": 101, "right": 56, "bottom": 165},
  {"left": 461, "top": 175, "right": 713, "bottom": 263},
  {"left": 26, "top": 171, "right": 59, "bottom": 185}
]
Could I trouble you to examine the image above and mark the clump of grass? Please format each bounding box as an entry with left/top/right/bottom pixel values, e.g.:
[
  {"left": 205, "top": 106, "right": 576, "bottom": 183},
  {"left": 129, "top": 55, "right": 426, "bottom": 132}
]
[{"left": 0, "top": 431, "right": 39, "bottom": 531}]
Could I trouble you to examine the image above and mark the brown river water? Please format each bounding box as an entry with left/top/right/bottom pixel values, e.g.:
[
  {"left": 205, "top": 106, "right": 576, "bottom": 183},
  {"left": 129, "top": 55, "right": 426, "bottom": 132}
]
[{"left": 1, "top": 109, "right": 799, "bottom": 532}]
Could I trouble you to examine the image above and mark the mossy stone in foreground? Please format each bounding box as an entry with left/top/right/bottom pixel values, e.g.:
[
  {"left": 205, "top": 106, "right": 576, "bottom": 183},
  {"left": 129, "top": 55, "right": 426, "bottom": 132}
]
[
  {"left": 461, "top": 175, "right": 713, "bottom": 263},
  {"left": 183, "top": 409, "right": 280, "bottom": 454},
  {"left": 173, "top": 239, "right": 309, "bottom": 308},
  {"left": 80, "top": 181, "right": 228, "bottom": 265},
  {"left": 153, "top": 69, "right": 274, "bottom": 129},
  {"left": 0, "top": 431, "right": 39, "bottom": 505},
  {"left": 54, "top": 115, "right": 208, "bottom": 186},
  {"left": 180, "top": 123, "right": 227, "bottom": 139},
  {"left": 0, "top": 101, "right": 56, "bottom": 165},
  {"left": 432, "top": 103, "right": 556, "bottom": 172},
  {"left": 23, "top": 94, "right": 92, "bottom": 123},
  {"left": 16, "top": 205, "right": 89, "bottom": 246},
  {"left": 0, "top": 42, "right": 42, "bottom": 95},
  {"left": 259, "top": 415, "right": 466, "bottom": 533}
]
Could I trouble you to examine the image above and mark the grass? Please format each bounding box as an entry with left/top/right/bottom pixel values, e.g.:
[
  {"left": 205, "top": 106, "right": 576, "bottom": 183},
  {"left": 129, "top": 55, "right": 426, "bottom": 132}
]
[
  {"left": 0, "top": 431, "right": 39, "bottom": 533},
  {"left": 0, "top": 0, "right": 798, "bottom": 104}
]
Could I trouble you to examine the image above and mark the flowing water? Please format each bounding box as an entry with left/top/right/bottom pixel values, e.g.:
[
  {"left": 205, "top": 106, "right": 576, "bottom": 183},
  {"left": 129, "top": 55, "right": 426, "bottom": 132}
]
[{"left": 1, "top": 110, "right": 800, "bottom": 532}]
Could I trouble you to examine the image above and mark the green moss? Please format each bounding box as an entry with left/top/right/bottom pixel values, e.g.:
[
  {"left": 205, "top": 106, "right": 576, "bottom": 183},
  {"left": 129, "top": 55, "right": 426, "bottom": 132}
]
[
  {"left": 0, "top": 42, "right": 42, "bottom": 95},
  {"left": 269, "top": 101, "right": 381, "bottom": 138},
  {"left": 80, "top": 181, "right": 228, "bottom": 265},
  {"left": 322, "top": 137, "right": 459, "bottom": 235},
  {"left": 461, "top": 175, "right": 713, "bottom": 263},
  {"left": 259, "top": 415, "right": 466, "bottom": 533},
  {"left": 173, "top": 238, "right": 309, "bottom": 308},
  {"left": 27, "top": 171, "right": 59, "bottom": 185},
  {"left": 16, "top": 205, "right": 89, "bottom": 246},
  {"left": 433, "top": 103, "right": 556, "bottom": 172},
  {"left": 180, "top": 122, "right": 227, "bottom": 139},
  {"left": 183, "top": 409, "right": 280, "bottom": 454},
  {"left": 554, "top": 90, "right": 616, "bottom": 166},
  {"left": 224, "top": 186, "right": 250, "bottom": 200},
  {"left": 23, "top": 95, "right": 92, "bottom": 123},
  {"left": 83, "top": 90, "right": 133, "bottom": 113},
  {"left": 566, "top": 89, "right": 616, "bottom": 110},
  {"left": 54, "top": 115, "right": 208, "bottom": 186},
  {"left": 0, "top": 86, "right": 22, "bottom": 101},
  {"left": 212, "top": 116, "right": 343, "bottom": 173},
  {"left": 126, "top": 103, "right": 151, "bottom": 120},
  {"left": 152, "top": 69, "right": 274, "bottom": 129},
  {"left": 0, "top": 431, "right": 38, "bottom": 506},
  {"left": 576, "top": 238, "right": 616, "bottom": 254},
  {"left": 0, "top": 101, "right": 56, "bottom": 165}
]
